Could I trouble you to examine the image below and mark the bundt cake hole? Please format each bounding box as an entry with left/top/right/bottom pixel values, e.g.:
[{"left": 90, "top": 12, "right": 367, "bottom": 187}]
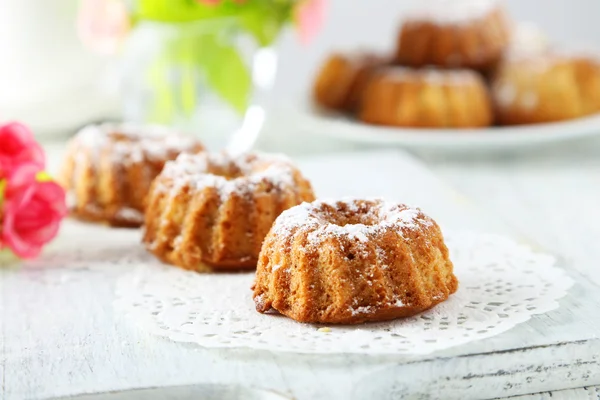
[
  {"left": 207, "top": 167, "right": 243, "bottom": 181},
  {"left": 108, "top": 131, "right": 134, "bottom": 142},
  {"left": 317, "top": 204, "right": 380, "bottom": 227}
]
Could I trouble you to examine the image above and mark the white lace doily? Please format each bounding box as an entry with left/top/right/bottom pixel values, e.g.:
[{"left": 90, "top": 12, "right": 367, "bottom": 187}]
[{"left": 114, "top": 231, "right": 573, "bottom": 355}]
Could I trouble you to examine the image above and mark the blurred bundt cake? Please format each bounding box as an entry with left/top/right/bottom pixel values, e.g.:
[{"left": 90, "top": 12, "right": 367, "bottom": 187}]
[
  {"left": 253, "top": 198, "right": 458, "bottom": 324},
  {"left": 313, "top": 52, "right": 390, "bottom": 112},
  {"left": 395, "top": 0, "right": 510, "bottom": 71},
  {"left": 143, "top": 152, "right": 315, "bottom": 272},
  {"left": 492, "top": 52, "right": 600, "bottom": 125},
  {"left": 59, "top": 123, "right": 204, "bottom": 227},
  {"left": 359, "top": 67, "right": 493, "bottom": 128}
]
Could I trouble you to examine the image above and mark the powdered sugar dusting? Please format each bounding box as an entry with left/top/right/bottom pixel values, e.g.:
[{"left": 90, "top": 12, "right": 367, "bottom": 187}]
[
  {"left": 114, "top": 207, "right": 144, "bottom": 224},
  {"left": 173, "top": 235, "right": 184, "bottom": 250},
  {"left": 494, "top": 74, "right": 542, "bottom": 112},
  {"left": 393, "top": 298, "right": 405, "bottom": 307},
  {"left": 519, "top": 91, "right": 538, "bottom": 110},
  {"left": 77, "top": 124, "right": 109, "bottom": 148},
  {"left": 272, "top": 198, "right": 434, "bottom": 250},
  {"left": 405, "top": 0, "right": 498, "bottom": 25},
  {"left": 378, "top": 67, "right": 480, "bottom": 86},
  {"left": 73, "top": 123, "right": 202, "bottom": 167},
  {"left": 381, "top": 204, "right": 423, "bottom": 229},
  {"left": 157, "top": 151, "right": 300, "bottom": 201},
  {"left": 343, "top": 224, "right": 369, "bottom": 242},
  {"left": 253, "top": 294, "right": 266, "bottom": 309},
  {"left": 494, "top": 82, "right": 517, "bottom": 107},
  {"left": 349, "top": 305, "right": 375, "bottom": 316}
]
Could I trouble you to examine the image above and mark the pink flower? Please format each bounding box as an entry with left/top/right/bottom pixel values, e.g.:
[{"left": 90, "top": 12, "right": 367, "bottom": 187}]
[
  {"left": 295, "top": 0, "right": 326, "bottom": 45},
  {"left": 0, "top": 122, "right": 45, "bottom": 179},
  {"left": 1, "top": 164, "right": 67, "bottom": 259},
  {"left": 77, "top": 0, "right": 131, "bottom": 55}
]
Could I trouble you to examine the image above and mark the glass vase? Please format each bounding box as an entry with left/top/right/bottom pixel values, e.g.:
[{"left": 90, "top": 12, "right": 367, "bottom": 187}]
[{"left": 119, "top": 18, "right": 277, "bottom": 152}]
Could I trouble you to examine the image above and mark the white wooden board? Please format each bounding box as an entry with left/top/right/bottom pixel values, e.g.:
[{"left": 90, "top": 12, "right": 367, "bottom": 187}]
[{"left": 1, "top": 148, "right": 599, "bottom": 400}]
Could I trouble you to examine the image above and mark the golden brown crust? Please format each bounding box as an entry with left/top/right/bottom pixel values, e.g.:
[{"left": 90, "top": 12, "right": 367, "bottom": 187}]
[
  {"left": 253, "top": 199, "right": 458, "bottom": 324},
  {"left": 358, "top": 67, "right": 493, "bottom": 128},
  {"left": 143, "top": 152, "right": 316, "bottom": 272},
  {"left": 312, "top": 52, "right": 390, "bottom": 112},
  {"left": 58, "top": 123, "right": 204, "bottom": 227},
  {"left": 492, "top": 54, "right": 600, "bottom": 125},
  {"left": 396, "top": 6, "right": 510, "bottom": 71}
]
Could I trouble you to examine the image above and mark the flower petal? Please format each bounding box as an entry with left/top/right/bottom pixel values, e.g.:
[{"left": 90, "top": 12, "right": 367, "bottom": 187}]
[
  {"left": 296, "top": 0, "right": 326, "bottom": 45},
  {"left": 5, "top": 163, "right": 41, "bottom": 191},
  {"left": 0, "top": 122, "right": 45, "bottom": 178},
  {"left": 77, "top": 0, "right": 132, "bottom": 55},
  {"left": 1, "top": 211, "right": 43, "bottom": 259},
  {"left": 14, "top": 213, "right": 62, "bottom": 246},
  {"left": 0, "top": 122, "right": 35, "bottom": 150},
  {"left": 32, "top": 182, "right": 68, "bottom": 216},
  {"left": 1, "top": 178, "right": 66, "bottom": 259}
]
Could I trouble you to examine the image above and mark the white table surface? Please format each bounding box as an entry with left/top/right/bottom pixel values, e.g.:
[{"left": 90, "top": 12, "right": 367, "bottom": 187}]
[{"left": 2, "top": 119, "right": 600, "bottom": 400}]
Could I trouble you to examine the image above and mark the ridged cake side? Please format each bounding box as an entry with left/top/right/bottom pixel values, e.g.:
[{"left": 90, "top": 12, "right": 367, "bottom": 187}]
[
  {"left": 253, "top": 199, "right": 458, "bottom": 324},
  {"left": 58, "top": 123, "right": 204, "bottom": 227},
  {"left": 492, "top": 54, "right": 600, "bottom": 125},
  {"left": 396, "top": 1, "right": 510, "bottom": 71},
  {"left": 312, "top": 52, "right": 389, "bottom": 112},
  {"left": 359, "top": 67, "right": 493, "bottom": 128},
  {"left": 143, "top": 152, "right": 316, "bottom": 271}
]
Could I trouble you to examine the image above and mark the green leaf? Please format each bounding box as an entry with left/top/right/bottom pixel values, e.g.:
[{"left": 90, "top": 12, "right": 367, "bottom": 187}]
[
  {"left": 135, "top": 0, "right": 224, "bottom": 22},
  {"left": 195, "top": 33, "right": 252, "bottom": 114},
  {"left": 180, "top": 63, "right": 198, "bottom": 117},
  {"left": 237, "top": 1, "right": 292, "bottom": 46},
  {"left": 134, "top": 0, "right": 274, "bottom": 23},
  {"left": 143, "top": 24, "right": 252, "bottom": 119},
  {"left": 0, "top": 248, "right": 19, "bottom": 264},
  {"left": 133, "top": 0, "right": 294, "bottom": 46},
  {"left": 146, "top": 54, "right": 176, "bottom": 124},
  {"left": 132, "top": 0, "right": 296, "bottom": 118}
]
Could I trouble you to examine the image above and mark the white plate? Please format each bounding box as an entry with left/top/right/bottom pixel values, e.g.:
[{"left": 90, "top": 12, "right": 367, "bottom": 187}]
[{"left": 295, "top": 104, "right": 600, "bottom": 151}]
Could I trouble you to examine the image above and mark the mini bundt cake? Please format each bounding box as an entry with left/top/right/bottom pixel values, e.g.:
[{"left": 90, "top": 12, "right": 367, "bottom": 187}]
[
  {"left": 396, "top": 0, "right": 510, "bottom": 71},
  {"left": 313, "top": 52, "right": 390, "bottom": 112},
  {"left": 59, "top": 123, "right": 204, "bottom": 227},
  {"left": 143, "top": 152, "right": 315, "bottom": 272},
  {"left": 492, "top": 53, "right": 600, "bottom": 125},
  {"left": 253, "top": 199, "right": 458, "bottom": 324},
  {"left": 359, "top": 67, "right": 493, "bottom": 128}
]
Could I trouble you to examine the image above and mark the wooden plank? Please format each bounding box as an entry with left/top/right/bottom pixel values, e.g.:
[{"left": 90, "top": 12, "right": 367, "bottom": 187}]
[{"left": 506, "top": 386, "right": 600, "bottom": 400}]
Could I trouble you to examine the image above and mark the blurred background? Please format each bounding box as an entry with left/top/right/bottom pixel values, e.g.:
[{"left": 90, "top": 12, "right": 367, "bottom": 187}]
[
  {"left": 278, "top": 0, "right": 600, "bottom": 98},
  {"left": 2, "top": 0, "right": 600, "bottom": 150}
]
